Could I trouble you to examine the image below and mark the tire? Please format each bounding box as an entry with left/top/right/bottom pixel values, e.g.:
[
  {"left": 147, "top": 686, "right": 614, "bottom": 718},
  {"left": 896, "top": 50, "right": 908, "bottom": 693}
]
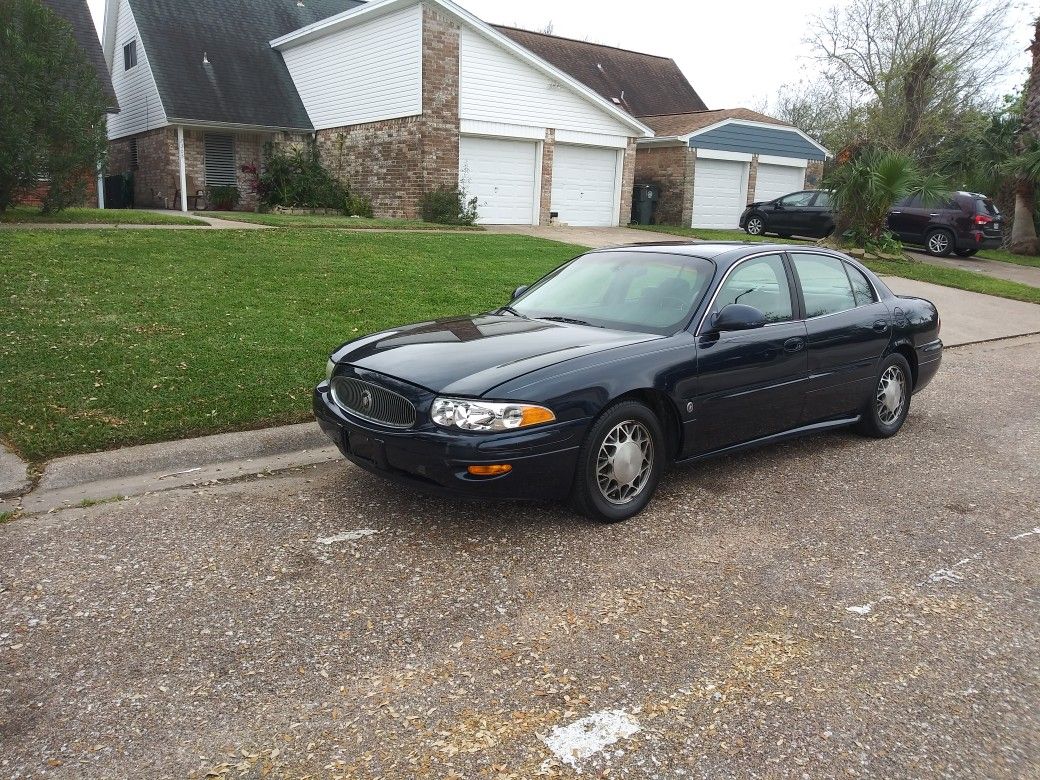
[
  {"left": 570, "top": 400, "right": 665, "bottom": 523},
  {"left": 745, "top": 214, "right": 766, "bottom": 236},
  {"left": 925, "top": 229, "right": 955, "bottom": 257},
  {"left": 856, "top": 354, "right": 913, "bottom": 439},
  {"left": 954, "top": 248, "right": 978, "bottom": 257}
]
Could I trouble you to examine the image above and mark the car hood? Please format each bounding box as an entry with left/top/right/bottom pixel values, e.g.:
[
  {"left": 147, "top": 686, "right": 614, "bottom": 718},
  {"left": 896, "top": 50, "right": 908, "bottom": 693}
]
[{"left": 331, "top": 314, "right": 662, "bottom": 396}]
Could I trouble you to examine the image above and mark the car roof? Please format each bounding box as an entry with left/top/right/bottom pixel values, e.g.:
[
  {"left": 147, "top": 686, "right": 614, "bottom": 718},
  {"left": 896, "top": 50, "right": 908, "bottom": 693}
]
[{"left": 594, "top": 241, "right": 827, "bottom": 262}]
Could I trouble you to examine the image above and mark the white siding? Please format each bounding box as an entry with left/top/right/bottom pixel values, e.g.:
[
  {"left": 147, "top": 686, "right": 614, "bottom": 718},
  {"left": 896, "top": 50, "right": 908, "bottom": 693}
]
[
  {"left": 459, "top": 27, "right": 634, "bottom": 138},
  {"left": 106, "top": 0, "right": 166, "bottom": 139},
  {"left": 280, "top": 5, "right": 422, "bottom": 130}
]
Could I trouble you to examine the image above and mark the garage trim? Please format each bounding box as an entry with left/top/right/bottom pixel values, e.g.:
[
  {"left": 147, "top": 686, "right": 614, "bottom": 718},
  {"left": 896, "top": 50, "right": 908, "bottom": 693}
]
[
  {"left": 758, "top": 154, "right": 807, "bottom": 167},
  {"left": 695, "top": 148, "right": 753, "bottom": 162}
]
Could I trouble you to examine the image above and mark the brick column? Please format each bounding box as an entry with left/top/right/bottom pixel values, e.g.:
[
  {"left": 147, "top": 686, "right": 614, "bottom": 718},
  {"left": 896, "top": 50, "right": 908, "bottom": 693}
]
[
  {"left": 804, "top": 159, "right": 825, "bottom": 189},
  {"left": 681, "top": 148, "right": 697, "bottom": 227},
  {"left": 539, "top": 129, "right": 555, "bottom": 225},
  {"left": 418, "top": 4, "right": 460, "bottom": 198},
  {"left": 617, "top": 138, "right": 637, "bottom": 226},
  {"left": 746, "top": 153, "right": 759, "bottom": 205}
]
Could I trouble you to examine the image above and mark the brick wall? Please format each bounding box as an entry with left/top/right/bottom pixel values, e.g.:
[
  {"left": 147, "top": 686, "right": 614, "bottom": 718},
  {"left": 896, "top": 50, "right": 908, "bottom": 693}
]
[
  {"left": 633, "top": 143, "right": 695, "bottom": 226},
  {"left": 746, "top": 154, "right": 759, "bottom": 205},
  {"left": 318, "top": 3, "right": 461, "bottom": 219},
  {"left": 618, "top": 139, "right": 637, "bottom": 226},
  {"left": 539, "top": 129, "right": 555, "bottom": 225},
  {"left": 15, "top": 176, "right": 97, "bottom": 209},
  {"left": 804, "top": 159, "right": 825, "bottom": 189}
]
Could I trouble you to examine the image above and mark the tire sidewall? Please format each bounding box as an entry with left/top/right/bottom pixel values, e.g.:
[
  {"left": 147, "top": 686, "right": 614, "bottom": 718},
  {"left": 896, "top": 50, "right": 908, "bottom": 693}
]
[
  {"left": 573, "top": 401, "right": 665, "bottom": 523},
  {"left": 863, "top": 354, "right": 912, "bottom": 437}
]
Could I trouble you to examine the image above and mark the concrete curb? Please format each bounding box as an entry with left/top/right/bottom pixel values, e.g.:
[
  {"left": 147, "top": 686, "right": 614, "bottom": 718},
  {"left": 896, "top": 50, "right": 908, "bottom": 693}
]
[
  {"left": 11, "top": 422, "right": 340, "bottom": 515},
  {"left": 0, "top": 444, "right": 31, "bottom": 500}
]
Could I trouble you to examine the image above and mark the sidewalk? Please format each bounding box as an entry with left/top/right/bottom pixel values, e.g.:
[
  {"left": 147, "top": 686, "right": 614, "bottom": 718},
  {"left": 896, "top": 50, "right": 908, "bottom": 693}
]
[{"left": 907, "top": 250, "right": 1040, "bottom": 288}]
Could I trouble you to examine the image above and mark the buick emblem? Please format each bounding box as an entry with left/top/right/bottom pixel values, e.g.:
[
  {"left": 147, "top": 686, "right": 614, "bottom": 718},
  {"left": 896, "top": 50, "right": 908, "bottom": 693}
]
[{"left": 360, "top": 389, "right": 373, "bottom": 411}]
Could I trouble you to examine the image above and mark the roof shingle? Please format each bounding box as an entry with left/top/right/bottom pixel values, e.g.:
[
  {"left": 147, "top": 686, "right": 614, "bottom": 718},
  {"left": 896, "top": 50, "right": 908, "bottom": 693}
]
[
  {"left": 640, "top": 108, "right": 790, "bottom": 138},
  {"left": 129, "top": 0, "right": 364, "bottom": 131},
  {"left": 41, "top": 0, "right": 118, "bottom": 112},
  {"left": 493, "top": 25, "right": 708, "bottom": 118}
]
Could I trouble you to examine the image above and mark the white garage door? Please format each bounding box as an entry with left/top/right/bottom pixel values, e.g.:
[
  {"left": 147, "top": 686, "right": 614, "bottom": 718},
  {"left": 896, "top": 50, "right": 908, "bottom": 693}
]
[
  {"left": 460, "top": 136, "right": 538, "bottom": 225},
  {"left": 692, "top": 158, "right": 747, "bottom": 229},
  {"left": 754, "top": 162, "right": 807, "bottom": 204},
  {"left": 551, "top": 144, "right": 619, "bottom": 227}
]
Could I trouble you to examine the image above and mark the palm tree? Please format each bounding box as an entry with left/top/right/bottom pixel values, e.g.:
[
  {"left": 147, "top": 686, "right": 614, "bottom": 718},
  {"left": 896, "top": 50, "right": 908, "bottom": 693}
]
[{"left": 1010, "top": 17, "right": 1040, "bottom": 255}]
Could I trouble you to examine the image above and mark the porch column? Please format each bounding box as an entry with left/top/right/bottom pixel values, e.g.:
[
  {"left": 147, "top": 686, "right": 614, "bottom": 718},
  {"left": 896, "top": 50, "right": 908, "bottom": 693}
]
[
  {"left": 96, "top": 168, "right": 105, "bottom": 209},
  {"left": 176, "top": 125, "right": 188, "bottom": 212}
]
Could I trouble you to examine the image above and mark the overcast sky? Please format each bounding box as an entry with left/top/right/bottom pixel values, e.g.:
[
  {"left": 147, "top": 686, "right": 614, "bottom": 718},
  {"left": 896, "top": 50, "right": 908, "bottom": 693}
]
[{"left": 86, "top": 0, "right": 1032, "bottom": 111}]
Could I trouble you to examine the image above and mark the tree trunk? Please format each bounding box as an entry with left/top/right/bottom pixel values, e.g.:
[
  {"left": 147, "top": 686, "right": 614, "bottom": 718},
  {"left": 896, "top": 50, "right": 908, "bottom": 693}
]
[
  {"left": 1012, "top": 16, "right": 1040, "bottom": 255},
  {"left": 1010, "top": 178, "right": 1040, "bottom": 254}
]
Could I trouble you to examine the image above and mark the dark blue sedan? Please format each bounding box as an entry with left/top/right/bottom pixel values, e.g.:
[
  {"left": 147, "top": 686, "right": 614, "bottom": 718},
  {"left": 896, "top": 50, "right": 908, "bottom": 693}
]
[{"left": 314, "top": 243, "right": 942, "bottom": 522}]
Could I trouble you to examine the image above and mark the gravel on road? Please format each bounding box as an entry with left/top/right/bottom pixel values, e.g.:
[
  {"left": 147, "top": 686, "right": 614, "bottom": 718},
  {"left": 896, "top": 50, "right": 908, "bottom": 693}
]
[{"left": 2, "top": 336, "right": 1038, "bottom": 779}]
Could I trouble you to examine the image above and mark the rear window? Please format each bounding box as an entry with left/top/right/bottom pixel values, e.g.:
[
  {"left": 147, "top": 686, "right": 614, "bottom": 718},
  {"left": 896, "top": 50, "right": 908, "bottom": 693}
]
[{"left": 975, "top": 198, "right": 1000, "bottom": 216}]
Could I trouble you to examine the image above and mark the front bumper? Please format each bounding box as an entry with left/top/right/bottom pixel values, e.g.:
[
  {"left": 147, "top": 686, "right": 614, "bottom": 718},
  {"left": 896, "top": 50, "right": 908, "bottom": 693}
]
[{"left": 313, "top": 381, "right": 588, "bottom": 501}]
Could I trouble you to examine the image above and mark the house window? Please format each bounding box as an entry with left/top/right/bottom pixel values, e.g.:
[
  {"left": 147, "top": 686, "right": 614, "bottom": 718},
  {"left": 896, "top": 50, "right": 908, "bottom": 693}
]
[
  {"left": 129, "top": 138, "right": 139, "bottom": 170},
  {"left": 204, "top": 134, "right": 237, "bottom": 187},
  {"left": 123, "top": 40, "right": 137, "bottom": 70}
]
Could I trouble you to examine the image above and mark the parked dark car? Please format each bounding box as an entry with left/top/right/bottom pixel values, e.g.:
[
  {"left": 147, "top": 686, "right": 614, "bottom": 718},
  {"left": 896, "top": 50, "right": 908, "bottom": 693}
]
[
  {"left": 315, "top": 243, "right": 942, "bottom": 522},
  {"left": 740, "top": 190, "right": 835, "bottom": 239},
  {"left": 888, "top": 191, "right": 1003, "bottom": 257}
]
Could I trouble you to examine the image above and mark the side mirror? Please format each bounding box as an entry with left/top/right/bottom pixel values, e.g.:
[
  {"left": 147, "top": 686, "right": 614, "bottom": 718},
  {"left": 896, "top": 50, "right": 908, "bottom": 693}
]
[
  {"left": 512, "top": 285, "right": 529, "bottom": 300},
  {"left": 772, "top": 201, "right": 784, "bottom": 210},
  {"left": 711, "top": 303, "right": 767, "bottom": 332}
]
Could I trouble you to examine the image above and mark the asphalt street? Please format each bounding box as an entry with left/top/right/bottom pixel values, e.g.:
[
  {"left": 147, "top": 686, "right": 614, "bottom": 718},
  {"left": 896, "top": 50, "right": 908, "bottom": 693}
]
[{"left": 2, "top": 335, "right": 1039, "bottom": 779}]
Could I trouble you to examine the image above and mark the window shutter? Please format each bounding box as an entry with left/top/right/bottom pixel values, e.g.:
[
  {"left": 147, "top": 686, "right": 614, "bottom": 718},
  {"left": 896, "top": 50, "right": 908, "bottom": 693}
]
[{"left": 204, "top": 134, "right": 237, "bottom": 187}]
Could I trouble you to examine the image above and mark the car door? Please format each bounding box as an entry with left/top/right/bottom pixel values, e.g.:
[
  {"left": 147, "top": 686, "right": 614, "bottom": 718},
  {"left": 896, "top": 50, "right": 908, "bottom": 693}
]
[
  {"left": 887, "top": 195, "right": 930, "bottom": 243},
  {"left": 788, "top": 252, "right": 892, "bottom": 423},
  {"left": 805, "top": 191, "right": 834, "bottom": 237},
  {"left": 768, "top": 191, "right": 816, "bottom": 235},
  {"left": 691, "top": 253, "right": 808, "bottom": 454}
]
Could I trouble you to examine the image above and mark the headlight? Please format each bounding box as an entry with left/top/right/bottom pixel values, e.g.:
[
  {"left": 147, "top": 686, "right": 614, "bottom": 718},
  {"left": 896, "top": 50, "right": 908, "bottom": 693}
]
[
  {"left": 431, "top": 397, "right": 555, "bottom": 432},
  {"left": 326, "top": 358, "right": 337, "bottom": 381}
]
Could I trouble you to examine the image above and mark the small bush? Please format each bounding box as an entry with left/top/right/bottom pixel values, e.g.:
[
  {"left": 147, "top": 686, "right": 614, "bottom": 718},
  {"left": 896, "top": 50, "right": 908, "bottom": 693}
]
[
  {"left": 420, "top": 186, "right": 479, "bottom": 225},
  {"left": 246, "top": 144, "right": 347, "bottom": 211},
  {"left": 344, "top": 192, "right": 373, "bottom": 218},
  {"left": 207, "top": 185, "right": 240, "bottom": 211}
]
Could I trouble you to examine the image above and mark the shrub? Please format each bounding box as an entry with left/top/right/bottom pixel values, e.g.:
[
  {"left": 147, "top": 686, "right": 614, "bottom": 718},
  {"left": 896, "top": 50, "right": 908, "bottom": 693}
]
[
  {"left": 245, "top": 144, "right": 350, "bottom": 211},
  {"left": 344, "top": 192, "right": 373, "bottom": 218},
  {"left": 420, "top": 186, "right": 479, "bottom": 225},
  {"left": 207, "top": 185, "right": 240, "bottom": 211}
]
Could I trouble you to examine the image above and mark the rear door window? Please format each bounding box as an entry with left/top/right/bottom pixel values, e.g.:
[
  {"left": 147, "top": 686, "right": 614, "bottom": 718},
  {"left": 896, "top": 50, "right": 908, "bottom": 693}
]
[
  {"left": 790, "top": 253, "right": 857, "bottom": 318},
  {"left": 843, "top": 262, "right": 876, "bottom": 306},
  {"left": 812, "top": 191, "right": 833, "bottom": 208}
]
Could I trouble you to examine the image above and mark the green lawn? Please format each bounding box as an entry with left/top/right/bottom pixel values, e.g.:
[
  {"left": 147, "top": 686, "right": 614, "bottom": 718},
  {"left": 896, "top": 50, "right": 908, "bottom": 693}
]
[
  {"left": 630, "top": 225, "right": 810, "bottom": 245},
  {"left": 0, "top": 230, "right": 582, "bottom": 462},
  {"left": 1, "top": 206, "right": 204, "bottom": 226},
  {"left": 977, "top": 248, "right": 1040, "bottom": 269},
  {"left": 202, "top": 211, "right": 483, "bottom": 230}
]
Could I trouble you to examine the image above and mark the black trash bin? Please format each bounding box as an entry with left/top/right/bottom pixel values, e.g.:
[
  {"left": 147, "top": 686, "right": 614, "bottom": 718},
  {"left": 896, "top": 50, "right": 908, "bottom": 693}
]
[{"left": 631, "top": 184, "right": 660, "bottom": 225}]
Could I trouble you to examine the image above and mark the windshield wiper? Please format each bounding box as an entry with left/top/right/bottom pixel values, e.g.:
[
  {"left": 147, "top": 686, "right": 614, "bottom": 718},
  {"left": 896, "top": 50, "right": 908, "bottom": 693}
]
[
  {"left": 498, "top": 305, "right": 528, "bottom": 318},
  {"left": 539, "top": 316, "right": 602, "bottom": 327}
]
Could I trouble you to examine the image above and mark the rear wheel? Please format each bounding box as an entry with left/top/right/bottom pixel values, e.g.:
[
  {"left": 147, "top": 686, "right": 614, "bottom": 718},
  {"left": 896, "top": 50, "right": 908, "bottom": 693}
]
[
  {"left": 856, "top": 354, "right": 912, "bottom": 438},
  {"left": 745, "top": 214, "right": 766, "bottom": 236},
  {"left": 954, "top": 248, "right": 978, "bottom": 257},
  {"left": 925, "top": 229, "right": 955, "bottom": 257},
  {"left": 570, "top": 401, "right": 664, "bottom": 523}
]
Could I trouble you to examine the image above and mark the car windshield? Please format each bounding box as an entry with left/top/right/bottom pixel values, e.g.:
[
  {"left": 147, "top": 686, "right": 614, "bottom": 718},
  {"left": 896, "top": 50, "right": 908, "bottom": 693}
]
[{"left": 510, "top": 251, "right": 715, "bottom": 335}]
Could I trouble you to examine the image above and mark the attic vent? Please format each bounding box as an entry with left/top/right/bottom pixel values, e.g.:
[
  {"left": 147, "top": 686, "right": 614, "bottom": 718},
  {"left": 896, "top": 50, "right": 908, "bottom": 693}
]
[
  {"left": 202, "top": 51, "right": 210, "bottom": 64},
  {"left": 204, "top": 134, "right": 237, "bottom": 187},
  {"left": 596, "top": 63, "right": 604, "bottom": 71},
  {"left": 611, "top": 98, "right": 621, "bottom": 104},
  {"left": 129, "top": 137, "right": 139, "bottom": 170}
]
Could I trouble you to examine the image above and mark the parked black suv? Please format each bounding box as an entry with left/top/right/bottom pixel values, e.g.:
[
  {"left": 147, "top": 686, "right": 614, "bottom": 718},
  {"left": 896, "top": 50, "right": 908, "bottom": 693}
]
[
  {"left": 888, "top": 192, "right": 1003, "bottom": 257},
  {"left": 739, "top": 190, "right": 835, "bottom": 239}
]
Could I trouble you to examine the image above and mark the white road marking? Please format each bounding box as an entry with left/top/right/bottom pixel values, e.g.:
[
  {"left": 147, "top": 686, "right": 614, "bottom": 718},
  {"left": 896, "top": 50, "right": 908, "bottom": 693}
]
[
  {"left": 542, "top": 709, "right": 641, "bottom": 769},
  {"left": 315, "top": 530, "right": 380, "bottom": 545}
]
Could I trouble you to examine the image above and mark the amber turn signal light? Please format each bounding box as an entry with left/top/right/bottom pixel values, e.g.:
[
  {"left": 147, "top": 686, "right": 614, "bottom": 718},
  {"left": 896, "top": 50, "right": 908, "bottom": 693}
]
[{"left": 467, "top": 464, "right": 513, "bottom": 477}]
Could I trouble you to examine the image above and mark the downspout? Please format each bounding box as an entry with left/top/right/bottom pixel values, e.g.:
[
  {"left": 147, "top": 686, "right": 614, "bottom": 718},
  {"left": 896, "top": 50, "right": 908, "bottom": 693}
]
[{"left": 176, "top": 126, "right": 188, "bottom": 212}]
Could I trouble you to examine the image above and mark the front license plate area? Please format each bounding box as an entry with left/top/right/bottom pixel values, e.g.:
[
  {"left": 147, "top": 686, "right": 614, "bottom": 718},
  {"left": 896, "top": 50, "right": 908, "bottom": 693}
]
[{"left": 349, "top": 432, "right": 387, "bottom": 468}]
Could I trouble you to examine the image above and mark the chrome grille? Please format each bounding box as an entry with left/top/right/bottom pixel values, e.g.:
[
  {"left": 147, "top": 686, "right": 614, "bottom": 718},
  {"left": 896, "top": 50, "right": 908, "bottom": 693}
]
[{"left": 330, "top": 376, "right": 416, "bottom": 429}]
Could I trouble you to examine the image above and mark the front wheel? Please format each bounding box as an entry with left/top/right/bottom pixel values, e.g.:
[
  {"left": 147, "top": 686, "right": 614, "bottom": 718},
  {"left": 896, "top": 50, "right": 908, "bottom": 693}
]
[
  {"left": 925, "top": 229, "right": 955, "bottom": 257},
  {"left": 745, "top": 214, "right": 766, "bottom": 236},
  {"left": 570, "top": 401, "right": 664, "bottom": 523},
  {"left": 856, "top": 354, "right": 912, "bottom": 438}
]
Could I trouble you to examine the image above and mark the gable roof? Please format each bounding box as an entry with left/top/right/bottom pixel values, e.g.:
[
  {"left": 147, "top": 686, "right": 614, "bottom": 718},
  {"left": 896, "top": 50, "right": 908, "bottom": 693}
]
[
  {"left": 271, "top": 0, "right": 653, "bottom": 137},
  {"left": 492, "top": 26, "right": 707, "bottom": 118},
  {"left": 641, "top": 108, "right": 789, "bottom": 138},
  {"left": 124, "top": 0, "right": 364, "bottom": 131},
  {"left": 41, "top": 0, "right": 118, "bottom": 112}
]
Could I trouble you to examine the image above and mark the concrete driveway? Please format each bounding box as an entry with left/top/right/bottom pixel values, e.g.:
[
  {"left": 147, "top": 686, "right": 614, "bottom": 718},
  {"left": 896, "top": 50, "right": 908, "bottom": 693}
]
[{"left": 2, "top": 335, "right": 1039, "bottom": 779}]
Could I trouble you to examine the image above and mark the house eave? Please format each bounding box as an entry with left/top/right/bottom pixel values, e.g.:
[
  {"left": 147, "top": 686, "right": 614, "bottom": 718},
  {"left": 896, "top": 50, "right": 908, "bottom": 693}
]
[
  {"left": 165, "top": 117, "right": 314, "bottom": 134},
  {"left": 684, "top": 118, "right": 831, "bottom": 158}
]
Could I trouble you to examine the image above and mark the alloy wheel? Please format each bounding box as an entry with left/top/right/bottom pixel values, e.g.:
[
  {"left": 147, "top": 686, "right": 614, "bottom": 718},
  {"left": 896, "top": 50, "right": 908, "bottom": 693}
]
[
  {"left": 747, "top": 217, "right": 764, "bottom": 235},
  {"left": 876, "top": 365, "right": 906, "bottom": 425},
  {"left": 595, "top": 420, "right": 654, "bottom": 505},
  {"left": 927, "top": 232, "right": 950, "bottom": 255}
]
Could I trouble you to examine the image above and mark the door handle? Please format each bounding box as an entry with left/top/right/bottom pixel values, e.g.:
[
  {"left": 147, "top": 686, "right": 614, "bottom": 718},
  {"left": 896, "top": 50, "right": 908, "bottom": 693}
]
[
  {"left": 873, "top": 320, "right": 889, "bottom": 333},
  {"left": 784, "top": 337, "right": 805, "bottom": 352},
  {"left": 890, "top": 210, "right": 901, "bottom": 215}
]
